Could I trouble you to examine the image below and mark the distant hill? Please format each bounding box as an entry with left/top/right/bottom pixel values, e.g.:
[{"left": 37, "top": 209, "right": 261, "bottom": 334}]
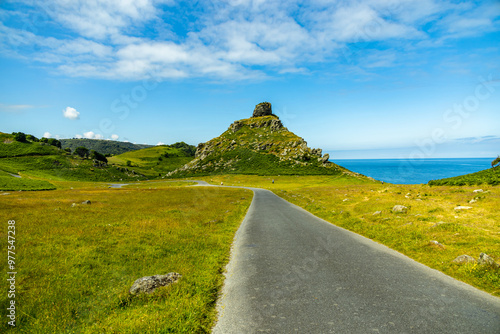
[
  {"left": 429, "top": 168, "right": 500, "bottom": 186},
  {"left": 60, "top": 139, "right": 153, "bottom": 155},
  {"left": 108, "top": 144, "right": 195, "bottom": 177},
  {"left": 167, "top": 102, "right": 365, "bottom": 179}
]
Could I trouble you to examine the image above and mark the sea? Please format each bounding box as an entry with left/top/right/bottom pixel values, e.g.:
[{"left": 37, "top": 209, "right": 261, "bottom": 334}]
[{"left": 333, "top": 158, "right": 493, "bottom": 185}]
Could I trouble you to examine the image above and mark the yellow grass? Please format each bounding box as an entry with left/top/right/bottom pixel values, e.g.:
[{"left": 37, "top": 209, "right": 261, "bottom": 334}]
[{"left": 0, "top": 183, "right": 252, "bottom": 333}]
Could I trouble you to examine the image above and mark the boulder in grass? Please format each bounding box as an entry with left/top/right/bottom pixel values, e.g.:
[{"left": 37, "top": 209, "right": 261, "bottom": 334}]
[
  {"left": 452, "top": 255, "right": 476, "bottom": 264},
  {"left": 82, "top": 200, "right": 91, "bottom": 205},
  {"left": 129, "top": 273, "right": 182, "bottom": 295},
  {"left": 454, "top": 206, "right": 472, "bottom": 210},
  {"left": 392, "top": 205, "right": 408, "bottom": 214},
  {"left": 477, "top": 253, "right": 500, "bottom": 269}
]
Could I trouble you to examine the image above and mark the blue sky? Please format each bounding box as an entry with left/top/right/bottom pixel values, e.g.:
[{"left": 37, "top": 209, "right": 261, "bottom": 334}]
[{"left": 0, "top": 0, "right": 499, "bottom": 159}]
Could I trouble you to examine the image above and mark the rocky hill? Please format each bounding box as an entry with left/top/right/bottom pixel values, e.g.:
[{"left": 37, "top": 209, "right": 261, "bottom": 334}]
[{"left": 168, "top": 102, "right": 357, "bottom": 177}]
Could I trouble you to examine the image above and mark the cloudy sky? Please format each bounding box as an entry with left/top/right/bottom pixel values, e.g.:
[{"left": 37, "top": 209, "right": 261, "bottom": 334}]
[{"left": 0, "top": 0, "right": 499, "bottom": 159}]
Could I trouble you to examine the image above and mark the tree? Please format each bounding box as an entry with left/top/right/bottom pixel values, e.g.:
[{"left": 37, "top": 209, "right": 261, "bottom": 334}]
[
  {"left": 64, "top": 147, "right": 72, "bottom": 154},
  {"left": 26, "top": 134, "right": 39, "bottom": 142},
  {"left": 492, "top": 156, "right": 500, "bottom": 169},
  {"left": 47, "top": 138, "right": 62, "bottom": 149},
  {"left": 74, "top": 146, "right": 89, "bottom": 158},
  {"left": 40, "top": 137, "right": 49, "bottom": 143},
  {"left": 90, "top": 150, "right": 108, "bottom": 163},
  {"left": 12, "top": 132, "right": 27, "bottom": 143}
]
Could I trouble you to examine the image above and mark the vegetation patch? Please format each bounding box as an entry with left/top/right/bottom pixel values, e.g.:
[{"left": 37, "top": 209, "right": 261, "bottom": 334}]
[
  {"left": 0, "top": 185, "right": 252, "bottom": 333},
  {"left": 429, "top": 168, "right": 500, "bottom": 186}
]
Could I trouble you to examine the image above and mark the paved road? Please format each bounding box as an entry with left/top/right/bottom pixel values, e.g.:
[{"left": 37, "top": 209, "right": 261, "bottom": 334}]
[{"left": 211, "top": 188, "right": 500, "bottom": 333}]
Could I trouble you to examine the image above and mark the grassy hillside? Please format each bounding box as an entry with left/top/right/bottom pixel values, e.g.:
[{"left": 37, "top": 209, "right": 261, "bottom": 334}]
[
  {"left": 0, "top": 132, "right": 148, "bottom": 186},
  {"left": 60, "top": 138, "right": 153, "bottom": 155},
  {"left": 1, "top": 132, "right": 196, "bottom": 187},
  {"left": 429, "top": 168, "right": 500, "bottom": 186},
  {"left": 168, "top": 116, "right": 363, "bottom": 179},
  {"left": 108, "top": 145, "right": 195, "bottom": 178},
  {"left": 0, "top": 132, "right": 61, "bottom": 158}
]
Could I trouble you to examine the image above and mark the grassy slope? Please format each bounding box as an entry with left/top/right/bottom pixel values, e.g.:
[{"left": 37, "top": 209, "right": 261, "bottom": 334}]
[
  {"left": 0, "top": 183, "right": 252, "bottom": 333},
  {"left": 201, "top": 175, "right": 500, "bottom": 296},
  {"left": 429, "top": 168, "right": 500, "bottom": 186},
  {"left": 0, "top": 134, "right": 193, "bottom": 187},
  {"left": 108, "top": 146, "right": 194, "bottom": 178}
]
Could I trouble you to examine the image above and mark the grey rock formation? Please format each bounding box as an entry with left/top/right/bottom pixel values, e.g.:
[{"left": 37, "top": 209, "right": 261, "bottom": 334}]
[
  {"left": 429, "top": 240, "right": 445, "bottom": 249},
  {"left": 452, "top": 255, "right": 476, "bottom": 264},
  {"left": 129, "top": 272, "right": 182, "bottom": 295},
  {"left": 321, "top": 153, "right": 330, "bottom": 164},
  {"left": 311, "top": 148, "right": 322, "bottom": 157},
  {"left": 252, "top": 102, "right": 273, "bottom": 117},
  {"left": 478, "top": 253, "right": 500, "bottom": 269},
  {"left": 392, "top": 205, "right": 408, "bottom": 213}
]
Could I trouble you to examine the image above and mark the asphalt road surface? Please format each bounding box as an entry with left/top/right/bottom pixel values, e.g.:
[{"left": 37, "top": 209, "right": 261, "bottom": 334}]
[{"left": 211, "top": 187, "right": 500, "bottom": 333}]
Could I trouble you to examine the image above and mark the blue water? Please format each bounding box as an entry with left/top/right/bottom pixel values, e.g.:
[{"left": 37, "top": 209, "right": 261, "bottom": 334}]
[{"left": 333, "top": 158, "right": 493, "bottom": 184}]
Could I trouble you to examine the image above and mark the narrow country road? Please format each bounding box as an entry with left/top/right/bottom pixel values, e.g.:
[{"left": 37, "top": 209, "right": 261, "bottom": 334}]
[{"left": 209, "top": 187, "right": 500, "bottom": 333}]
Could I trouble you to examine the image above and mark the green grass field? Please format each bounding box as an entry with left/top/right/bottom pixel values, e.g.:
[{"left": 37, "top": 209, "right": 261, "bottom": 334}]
[{"left": 0, "top": 183, "right": 252, "bottom": 333}]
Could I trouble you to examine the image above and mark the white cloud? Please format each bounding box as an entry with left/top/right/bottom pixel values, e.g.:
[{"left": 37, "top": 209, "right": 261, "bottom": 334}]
[
  {"left": 83, "top": 131, "right": 104, "bottom": 139},
  {"left": 156, "top": 141, "right": 165, "bottom": 146},
  {"left": 43, "top": 132, "right": 52, "bottom": 138},
  {"left": 75, "top": 134, "right": 83, "bottom": 139},
  {"left": 1, "top": 0, "right": 499, "bottom": 80},
  {"left": 63, "top": 106, "right": 80, "bottom": 120},
  {"left": 111, "top": 134, "right": 119, "bottom": 140},
  {"left": 0, "top": 104, "right": 36, "bottom": 112}
]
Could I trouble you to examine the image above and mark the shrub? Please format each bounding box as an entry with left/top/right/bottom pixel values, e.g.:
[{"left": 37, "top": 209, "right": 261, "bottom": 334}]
[
  {"left": 90, "top": 150, "right": 108, "bottom": 163},
  {"left": 74, "top": 146, "right": 89, "bottom": 158},
  {"left": 47, "top": 138, "right": 62, "bottom": 149},
  {"left": 12, "top": 132, "right": 27, "bottom": 142},
  {"left": 26, "top": 134, "right": 39, "bottom": 142}
]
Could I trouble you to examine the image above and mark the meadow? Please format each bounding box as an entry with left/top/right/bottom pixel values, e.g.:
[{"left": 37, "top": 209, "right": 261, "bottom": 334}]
[
  {"left": 200, "top": 175, "right": 500, "bottom": 296},
  {"left": 0, "top": 182, "right": 252, "bottom": 333}
]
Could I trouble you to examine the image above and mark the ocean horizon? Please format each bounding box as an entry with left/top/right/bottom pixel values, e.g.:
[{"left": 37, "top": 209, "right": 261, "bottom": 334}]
[{"left": 333, "top": 158, "right": 494, "bottom": 185}]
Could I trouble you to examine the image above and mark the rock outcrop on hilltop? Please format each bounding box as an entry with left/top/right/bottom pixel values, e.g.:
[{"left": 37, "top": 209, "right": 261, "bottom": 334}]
[
  {"left": 167, "top": 102, "right": 358, "bottom": 177},
  {"left": 252, "top": 102, "right": 274, "bottom": 117}
]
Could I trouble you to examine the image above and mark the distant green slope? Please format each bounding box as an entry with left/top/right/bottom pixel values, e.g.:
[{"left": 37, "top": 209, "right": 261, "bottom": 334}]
[
  {"left": 429, "top": 168, "right": 500, "bottom": 186},
  {"left": 60, "top": 138, "right": 152, "bottom": 155},
  {"left": 108, "top": 144, "right": 195, "bottom": 177}
]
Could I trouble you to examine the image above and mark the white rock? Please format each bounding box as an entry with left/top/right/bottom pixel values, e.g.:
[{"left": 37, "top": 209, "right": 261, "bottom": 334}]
[
  {"left": 473, "top": 189, "right": 484, "bottom": 193},
  {"left": 454, "top": 206, "right": 472, "bottom": 210},
  {"left": 392, "top": 205, "right": 408, "bottom": 213}
]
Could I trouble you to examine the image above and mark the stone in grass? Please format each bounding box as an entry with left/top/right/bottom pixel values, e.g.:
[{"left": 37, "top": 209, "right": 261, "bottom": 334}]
[
  {"left": 392, "top": 205, "right": 408, "bottom": 213},
  {"left": 452, "top": 255, "right": 476, "bottom": 264},
  {"left": 473, "top": 189, "right": 484, "bottom": 193},
  {"left": 129, "top": 273, "right": 182, "bottom": 295},
  {"left": 454, "top": 206, "right": 472, "bottom": 210},
  {"left": 82, "top": 200, "right": 91, "bottom": 205},
  {"left": 477, "top": 253, "right": 500, "bottom": 269},
  {"left": 429, "top": 240, "right": 445, "bottom": 249},
  {"left": 373, "top": 211, "right": 382, "bottom": 215}
]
